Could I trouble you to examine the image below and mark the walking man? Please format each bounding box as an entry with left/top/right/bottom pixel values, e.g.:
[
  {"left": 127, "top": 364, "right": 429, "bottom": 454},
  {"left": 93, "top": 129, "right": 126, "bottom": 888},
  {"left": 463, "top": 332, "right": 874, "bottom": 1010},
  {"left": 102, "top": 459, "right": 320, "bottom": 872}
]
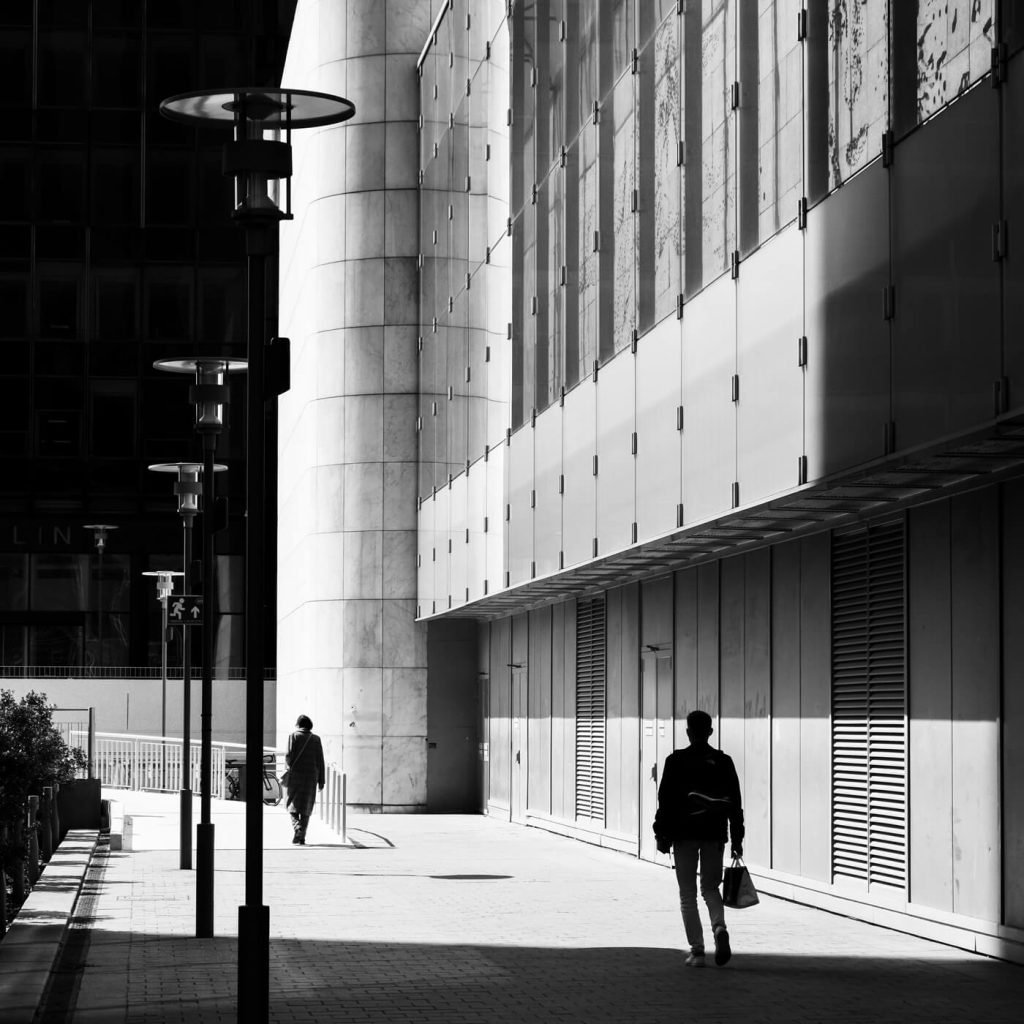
[{"left": 653, "top": 709, "right": 744, "bottom": 967}]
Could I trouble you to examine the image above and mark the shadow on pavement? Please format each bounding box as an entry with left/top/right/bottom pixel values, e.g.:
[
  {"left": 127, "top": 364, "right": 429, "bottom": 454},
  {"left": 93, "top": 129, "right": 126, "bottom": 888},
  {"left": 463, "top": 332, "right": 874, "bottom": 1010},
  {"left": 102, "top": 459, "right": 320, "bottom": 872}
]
[{"left": 43, "top": 931, "right": 1023, "bottom": 1024}]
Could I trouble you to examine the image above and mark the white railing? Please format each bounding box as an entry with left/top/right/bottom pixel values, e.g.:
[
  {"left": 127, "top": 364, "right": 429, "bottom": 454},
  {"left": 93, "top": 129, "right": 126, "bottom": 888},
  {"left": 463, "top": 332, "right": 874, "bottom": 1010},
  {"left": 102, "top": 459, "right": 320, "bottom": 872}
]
[{"left": 86, "top": 731, "right": 280, "bottom": 801}]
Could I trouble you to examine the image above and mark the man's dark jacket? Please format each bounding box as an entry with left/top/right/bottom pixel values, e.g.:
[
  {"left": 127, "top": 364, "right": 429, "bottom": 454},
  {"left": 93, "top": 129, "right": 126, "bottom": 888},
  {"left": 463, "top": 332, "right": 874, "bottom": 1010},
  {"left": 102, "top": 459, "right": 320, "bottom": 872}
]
[{"left": 653, "top": 744, "right": 745, "bottom": 844}]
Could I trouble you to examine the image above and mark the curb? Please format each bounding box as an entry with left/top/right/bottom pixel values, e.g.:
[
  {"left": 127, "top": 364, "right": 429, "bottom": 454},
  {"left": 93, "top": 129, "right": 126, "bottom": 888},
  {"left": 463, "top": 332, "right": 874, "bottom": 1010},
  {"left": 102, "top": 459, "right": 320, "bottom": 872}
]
[{"left": 0, "top": 830, "right": 100, "bottom": 1024}]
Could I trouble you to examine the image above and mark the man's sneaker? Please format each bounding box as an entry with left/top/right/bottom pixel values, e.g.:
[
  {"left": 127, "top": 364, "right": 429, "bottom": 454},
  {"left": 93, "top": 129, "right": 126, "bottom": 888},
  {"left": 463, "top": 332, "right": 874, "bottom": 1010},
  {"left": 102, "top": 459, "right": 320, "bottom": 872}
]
[
  {"left": 685, "top": 951, "right": 706, "bottom": 967},
  {"left": 713, "top": 927, "right": 732, "bottom": 966}
]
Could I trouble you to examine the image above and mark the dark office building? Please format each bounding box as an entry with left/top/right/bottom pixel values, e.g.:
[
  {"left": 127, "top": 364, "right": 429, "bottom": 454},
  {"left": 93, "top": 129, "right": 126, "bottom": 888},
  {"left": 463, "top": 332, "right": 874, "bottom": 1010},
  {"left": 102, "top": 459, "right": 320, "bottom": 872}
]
[{"left": 0, "top": 0, "right": 293, "bottom": 674}]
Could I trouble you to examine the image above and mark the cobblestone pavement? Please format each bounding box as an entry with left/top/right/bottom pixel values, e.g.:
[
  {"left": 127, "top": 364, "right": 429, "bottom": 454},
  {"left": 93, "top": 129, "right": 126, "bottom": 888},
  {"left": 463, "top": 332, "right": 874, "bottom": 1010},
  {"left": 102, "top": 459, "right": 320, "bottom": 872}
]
[{"left": 42, "top": 793, "right": 1022, "bottom": 1023}]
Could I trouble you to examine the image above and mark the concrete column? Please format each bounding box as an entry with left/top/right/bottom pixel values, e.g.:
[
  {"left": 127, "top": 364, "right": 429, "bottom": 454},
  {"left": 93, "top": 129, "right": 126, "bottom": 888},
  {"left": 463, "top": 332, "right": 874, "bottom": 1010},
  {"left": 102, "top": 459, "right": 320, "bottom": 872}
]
[{"left": 278, "top": 0, "right": 432, "bottom": 809}]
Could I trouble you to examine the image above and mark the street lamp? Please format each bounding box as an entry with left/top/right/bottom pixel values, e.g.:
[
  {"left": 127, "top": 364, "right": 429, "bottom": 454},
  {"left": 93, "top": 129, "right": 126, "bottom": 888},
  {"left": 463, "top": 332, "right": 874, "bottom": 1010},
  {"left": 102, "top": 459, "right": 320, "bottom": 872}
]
[
  {"left": 153, "top": 358, "right": 245, "bottom": 936},
  {"left": 159, "top": 87, "right": 355, "bottom": 1023},
  {"left": 141, "top": 569, "right": 183, "bottom": 789},
  {"left": 83, "top": 523, "right": 118, "bottom": 669},
  {"left": 148, "top": 460, "right": 227, "bottom": 871}
]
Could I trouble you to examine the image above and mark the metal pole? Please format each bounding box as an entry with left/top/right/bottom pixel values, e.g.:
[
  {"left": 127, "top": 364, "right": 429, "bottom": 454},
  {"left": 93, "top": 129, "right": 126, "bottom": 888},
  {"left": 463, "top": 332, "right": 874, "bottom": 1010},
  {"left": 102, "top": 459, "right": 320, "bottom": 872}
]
[
  {"left": 237, "top": 222, "right": 270, "bottom": 1023},
  {"left": 180, "top": 518, "right": 193, "bottom": 870},
  {"left": 161, "top": 593, "right": 168, "bottom": 789},
  {"left": 197, "top": 442, "right": 216, "bottom": 937}
]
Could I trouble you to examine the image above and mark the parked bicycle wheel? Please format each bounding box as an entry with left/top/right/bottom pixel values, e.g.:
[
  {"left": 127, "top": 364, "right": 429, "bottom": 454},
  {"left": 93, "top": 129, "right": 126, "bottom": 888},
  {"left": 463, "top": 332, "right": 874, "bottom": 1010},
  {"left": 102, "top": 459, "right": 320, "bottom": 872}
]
[{"left": 262, "top": 771, "right": 282, "bottom": 806}]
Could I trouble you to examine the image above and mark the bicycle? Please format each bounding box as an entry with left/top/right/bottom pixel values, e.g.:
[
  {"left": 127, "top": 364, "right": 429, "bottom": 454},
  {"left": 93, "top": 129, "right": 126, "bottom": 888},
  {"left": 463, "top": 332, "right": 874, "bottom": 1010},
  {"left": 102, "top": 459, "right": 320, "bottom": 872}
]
[{"left": 225, "top": 754, "right": 282, "bottom": 806}]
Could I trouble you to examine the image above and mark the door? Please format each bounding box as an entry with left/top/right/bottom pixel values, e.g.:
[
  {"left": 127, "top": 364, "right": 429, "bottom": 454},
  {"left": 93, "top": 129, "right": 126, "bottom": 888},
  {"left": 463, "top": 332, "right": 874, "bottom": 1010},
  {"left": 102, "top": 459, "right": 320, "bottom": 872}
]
[
  {"left": 639, "top": 648, "right": 674, "bottom": 861},
  {"left": 511, "top": 665, "right": 527, "bottom": 822}
]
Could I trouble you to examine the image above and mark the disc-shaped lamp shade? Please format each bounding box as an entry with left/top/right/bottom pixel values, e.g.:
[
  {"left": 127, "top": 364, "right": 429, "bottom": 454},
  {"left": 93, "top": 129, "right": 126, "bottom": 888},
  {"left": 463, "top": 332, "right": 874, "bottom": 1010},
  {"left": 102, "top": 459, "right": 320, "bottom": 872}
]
[
  {"left": 149, "top": 461, "right": 228, "bottom": 517},
  {"left": 159, "top": 88, "right": 355, "bottom": 129},
  {"left": 154, "top": 357, "right": 248, "bottom": 434}
]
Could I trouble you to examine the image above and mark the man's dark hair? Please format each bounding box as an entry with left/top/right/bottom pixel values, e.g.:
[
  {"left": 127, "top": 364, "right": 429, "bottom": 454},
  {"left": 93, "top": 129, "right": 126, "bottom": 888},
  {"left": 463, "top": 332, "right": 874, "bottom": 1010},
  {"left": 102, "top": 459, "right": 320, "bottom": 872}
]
[
  {"left": 296, "top": 714, "right": 313, "bottom": 729},
  {"left": 686, "top": 709, "right": 713, "bottom": 738}
]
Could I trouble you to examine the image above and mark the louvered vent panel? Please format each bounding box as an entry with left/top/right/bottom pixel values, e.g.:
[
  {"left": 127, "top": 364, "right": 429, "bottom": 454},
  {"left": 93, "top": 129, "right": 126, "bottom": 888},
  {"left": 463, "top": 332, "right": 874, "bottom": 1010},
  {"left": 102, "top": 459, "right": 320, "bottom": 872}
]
[
  {"left": 575, "top": 597, "right": 607, "bottom": 822},
  {"left": 831, "top": 521, "right": 907, "bottom": 891}
]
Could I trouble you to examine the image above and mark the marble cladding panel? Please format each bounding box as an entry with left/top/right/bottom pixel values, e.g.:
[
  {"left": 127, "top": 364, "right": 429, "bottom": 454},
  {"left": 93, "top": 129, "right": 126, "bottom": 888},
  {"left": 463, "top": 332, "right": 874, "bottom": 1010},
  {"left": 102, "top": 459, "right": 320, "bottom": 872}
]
[
  {"left": 384, "top": 257, "right": 419, "bottom": 325},
  {"left": 340, "top": 666, "right": 385, "bottom": 733},
  {"left": 383, "top": 667, "right": 428, "bottom": 735},
  {"left": 346, "top": 258, "right": 387, "bottom": 327},
  {"left": 382, "top": 530, "right": 418, "bottom": 598},
  {"left": 342, "top": 530, "right": 384, "bottom": 600},
  {"left": 347, "top": 0, "right": 386, "bottom": 57},
  {"left": 383, "top": 462, "right": 419, "bottom": 530},
  {"left": 343, "top": 54, "right": 387, "bottom": 123},
  {"left": 383, "top": 599, "right": 428, "bottom": 666},
  {"left": 316, "top": 126, "right": 346, "bottom": 199},
  {"left": 315, "top": 395, "right": 347, "bottom": 466},
  {"left": 342, "top": 599, "right": 384, "bottom": 668},
  {"left": 384, "top": 191, "right": 420, "bottom": 257},
  {"left": 384, "top": 0, "right": 432, "bottom": 52},
  {"left": 314, "top": 463, "right": 346, "bottom": 533},
  {"left": 342, "top": 463, "right": 385, "bottom": 529},
  {"left": 382, "top": 735, "right": 428, "bottom": 806},
  {"left": 341, "top": 735, "right": 384, "bottom": 804},
  {"left": 342, "top": 327, "right": 386, "bottom": 396},
  {"left": 384, "top": 122, "right": 420, "bottom": 189},
  {"left": 385, "top": 53, "right": 422, "bottom": 121},
  {"left": 312, "top": 261, "right": 347, "bottom": 332},
  {"left": 302, "top": 532, "right": 346, "bottom": 602},
  {"left": 383, "top": 326, "right": 419, "bottom": 393},
  {"left": 345, "top": 123, "right": 387, "bottom": 192},
  {"left": 344, "top": 394, "right": 385, "bottom": 462},
  {"left": 383, "top": 395, "right": 418, "bottom": 461},
  {"left": 316, "top": 0, "right": 346, "bottom": 68},
  {"left": 345, "top": 191, "right": 388, "bottom": 261}
]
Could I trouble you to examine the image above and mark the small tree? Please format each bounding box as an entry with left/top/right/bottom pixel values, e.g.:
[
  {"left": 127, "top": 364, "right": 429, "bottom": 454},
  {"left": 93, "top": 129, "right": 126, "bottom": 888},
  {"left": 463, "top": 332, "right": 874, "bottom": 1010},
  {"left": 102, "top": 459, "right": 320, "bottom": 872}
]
[{"left": 0, "top": 690, "right": 87, "bottom": 864}]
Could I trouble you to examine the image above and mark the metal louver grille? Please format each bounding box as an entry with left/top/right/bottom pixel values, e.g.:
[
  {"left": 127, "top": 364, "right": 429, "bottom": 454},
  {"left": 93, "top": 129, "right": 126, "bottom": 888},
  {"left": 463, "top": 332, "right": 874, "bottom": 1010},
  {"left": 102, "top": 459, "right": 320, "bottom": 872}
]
[
  {"left": 831, "top": 521, "right": 907, "bottom": 890},
  {"left": 575, "top": 597, "right": 607, "bottom": 821}
]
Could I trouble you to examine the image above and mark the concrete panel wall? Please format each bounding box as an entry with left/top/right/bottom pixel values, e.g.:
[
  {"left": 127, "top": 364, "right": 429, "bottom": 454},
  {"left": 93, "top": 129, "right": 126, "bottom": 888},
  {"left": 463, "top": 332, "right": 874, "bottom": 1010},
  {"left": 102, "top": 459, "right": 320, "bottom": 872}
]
[
  {"left": 771, "top": 538, "right": 802, "bottom": 874},
  {"left": 527, "top": 607, "right": 553, "bottom": 816},
  {"left": 1002, "top": 481, "right": 1024, "bottom": 928},
  {"left": 277, "top": 0, "right": 433, "bottom": 808},
  {"left": 949, "top": 490, "right": 1001, "bottom": 922},
  {"left": 487, "top": 617, "right": 511, "bottom": 814},
  {"left": 908, "top": 502, "right": 954, "bottom": 912},
  {"left": 743, "top": 547, "right": 772, "bottom": 868}
]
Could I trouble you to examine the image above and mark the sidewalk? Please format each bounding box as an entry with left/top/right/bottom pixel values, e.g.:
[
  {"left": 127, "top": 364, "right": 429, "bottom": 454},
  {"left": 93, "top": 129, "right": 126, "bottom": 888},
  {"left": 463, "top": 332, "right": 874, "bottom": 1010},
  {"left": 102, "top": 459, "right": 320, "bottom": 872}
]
[{"left": 41, "top": 791, "right": 1022, "bottom": 1023}]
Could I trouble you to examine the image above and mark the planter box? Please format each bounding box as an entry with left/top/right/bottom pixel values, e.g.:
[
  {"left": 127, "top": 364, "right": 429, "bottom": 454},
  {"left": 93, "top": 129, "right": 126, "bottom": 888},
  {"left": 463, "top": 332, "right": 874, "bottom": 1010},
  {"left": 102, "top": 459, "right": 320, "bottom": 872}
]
[{"left": 56, "top": 779, "right": 102, "bottom": 833}]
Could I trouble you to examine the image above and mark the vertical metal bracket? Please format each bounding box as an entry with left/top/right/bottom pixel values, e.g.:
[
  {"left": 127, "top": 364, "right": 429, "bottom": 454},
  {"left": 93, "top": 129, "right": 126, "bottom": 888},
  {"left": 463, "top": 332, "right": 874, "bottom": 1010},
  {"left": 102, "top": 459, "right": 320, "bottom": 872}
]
[
  {"left": 993, "top": 220, "right": 1008, "bottom": 261},
  {"left": 731, "top": 374, "right": 740, "bottom": 402},
  {"left": 798, "top": 455, "right": 808, "bottom": 485},
  {"left": 797, "top": 8, "right": 808, "bottom": 40},
  {"left": 676, "top": 405, "right": 684, "bottom": 431},
  {"left": 992, "top": 43, "right": 1008, "bottom": 87},
  {"left": 883, "top": 284, "right": 895, "bottom": 321},
  {"left": 798, "top": 336, "right": 808, "bottom": 367},
  {"left": 731, "top": 482, "right": 740, "bottom": 508},
  {"left": 798, "top": 196, "right": 807, "bottom": 230},
  {"left": 882, "top": 129, "right": 895, "bottom": 167},
  {"left": 731, "top": 250, "right": 740, "bottom": 278}
]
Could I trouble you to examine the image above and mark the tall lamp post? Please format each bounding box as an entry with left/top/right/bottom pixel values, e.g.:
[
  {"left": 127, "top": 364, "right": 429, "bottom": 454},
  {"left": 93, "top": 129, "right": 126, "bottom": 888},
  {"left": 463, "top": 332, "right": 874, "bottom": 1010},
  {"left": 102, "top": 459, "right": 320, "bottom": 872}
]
[
  {"left": 149, "top": 460, "right": 227, "bottom": 870},
  {"left": 83, "top": 523, "right": 118, "bottom": 668},
  {"left": 141, "top": 569, "right": 183, "bottom": 789},
  {"left": 159, "top": 87, "right": 354, "bottom": 1022},
  {"left": 153, "top": 358, "right": 244, "bottom": 937}
]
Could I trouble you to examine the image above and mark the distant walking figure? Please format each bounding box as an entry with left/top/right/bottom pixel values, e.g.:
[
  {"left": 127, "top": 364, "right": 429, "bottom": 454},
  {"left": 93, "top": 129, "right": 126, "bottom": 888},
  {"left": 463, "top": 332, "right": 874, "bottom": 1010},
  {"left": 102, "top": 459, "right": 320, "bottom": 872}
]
[
  {"left": 653, "top": 710, "right": 744, "bottom": 967},
  {"left": 284, "top": 715, "right": 325, "bottom": 845}
]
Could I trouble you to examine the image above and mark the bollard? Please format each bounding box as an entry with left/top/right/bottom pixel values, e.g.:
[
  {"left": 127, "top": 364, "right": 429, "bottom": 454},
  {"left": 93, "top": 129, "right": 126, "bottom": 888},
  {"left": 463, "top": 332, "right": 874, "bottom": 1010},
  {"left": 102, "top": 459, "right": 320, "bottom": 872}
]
[
  {"left": 51, "top": 782, "right": 62, "bottom": 843},
  {"left": 39, "top": 787, "right": 54, "bottom": 861},
  {"left": 26, "top": 796, "right": 40, "bottom": 886},
  {"left": 341, "top": 773, "right": 347, "bottom": 844},
  {"left": 123, "top": 815, "right": 133, "bottom": 852},
  {"left": 11, "top": 819, "right": 27, "bottom": 905}
]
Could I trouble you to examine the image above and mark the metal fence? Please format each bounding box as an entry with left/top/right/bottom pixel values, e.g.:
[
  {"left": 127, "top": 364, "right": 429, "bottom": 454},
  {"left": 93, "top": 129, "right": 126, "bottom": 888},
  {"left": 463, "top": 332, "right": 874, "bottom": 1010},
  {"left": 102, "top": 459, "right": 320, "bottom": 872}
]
[{"left": 52, "top": 707, "right": 95, "bottom": 777}]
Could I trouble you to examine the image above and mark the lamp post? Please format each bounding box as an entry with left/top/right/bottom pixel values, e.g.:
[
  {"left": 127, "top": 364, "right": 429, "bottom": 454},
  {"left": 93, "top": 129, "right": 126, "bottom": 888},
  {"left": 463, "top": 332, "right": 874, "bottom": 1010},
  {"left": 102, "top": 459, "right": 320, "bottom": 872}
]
[
  {"left": 153, "top": 359, "right": 244, "bottom": 937},
  {"left": 141, "top": 569, "right": 183, "bottom": 789},
  {"left": 159, "top": 87, "right": 354, "bottom": 1022},
  {"left": 149, "top": 460, "right": 227, "bottom": 870},
  {"left": 83, "top": 523, "right": 118, "bottom": 668}
]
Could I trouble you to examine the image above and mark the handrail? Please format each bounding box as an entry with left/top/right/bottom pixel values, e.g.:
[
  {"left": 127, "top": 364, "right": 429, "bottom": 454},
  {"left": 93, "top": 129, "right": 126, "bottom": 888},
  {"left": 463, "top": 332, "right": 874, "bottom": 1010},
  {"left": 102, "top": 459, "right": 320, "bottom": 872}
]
[{"left": 84, "top": 731, "right": 283, "bottom": 800}]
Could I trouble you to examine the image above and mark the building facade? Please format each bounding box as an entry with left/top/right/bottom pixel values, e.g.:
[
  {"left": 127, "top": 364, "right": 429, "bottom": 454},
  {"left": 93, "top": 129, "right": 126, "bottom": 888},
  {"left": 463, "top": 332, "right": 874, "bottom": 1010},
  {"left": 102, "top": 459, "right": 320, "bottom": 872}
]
[
  {"left": 278, "top": 0, "right": 1024, "bottom": 961},
  {"left": 0, "top": 0, "right": 294, "bottom": 741}
]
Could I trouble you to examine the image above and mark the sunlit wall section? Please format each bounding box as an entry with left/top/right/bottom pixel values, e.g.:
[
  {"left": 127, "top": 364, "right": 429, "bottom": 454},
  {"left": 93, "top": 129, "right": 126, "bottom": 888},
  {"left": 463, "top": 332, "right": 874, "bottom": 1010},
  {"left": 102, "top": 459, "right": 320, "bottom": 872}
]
[
  {"left": 278, "top": 0, "right": 433, "bottom": 808},
  {"left": 416, "top": 1, "right": 511, "bottom": 615}
]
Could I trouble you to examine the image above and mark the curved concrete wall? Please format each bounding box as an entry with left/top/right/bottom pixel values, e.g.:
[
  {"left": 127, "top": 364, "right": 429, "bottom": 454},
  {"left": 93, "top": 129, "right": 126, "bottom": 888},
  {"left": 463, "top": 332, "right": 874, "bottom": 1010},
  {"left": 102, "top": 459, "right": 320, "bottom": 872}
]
[{"left": 277, "top": 0, "right": 432, "bottom": 808}]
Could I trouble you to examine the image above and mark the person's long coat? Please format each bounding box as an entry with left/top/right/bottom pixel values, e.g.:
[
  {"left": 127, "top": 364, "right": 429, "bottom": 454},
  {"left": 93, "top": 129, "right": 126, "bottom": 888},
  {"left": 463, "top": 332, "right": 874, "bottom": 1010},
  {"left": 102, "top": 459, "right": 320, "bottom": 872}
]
[{"left": 285, "top": 728, "right": 325, "bottom": 816}]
